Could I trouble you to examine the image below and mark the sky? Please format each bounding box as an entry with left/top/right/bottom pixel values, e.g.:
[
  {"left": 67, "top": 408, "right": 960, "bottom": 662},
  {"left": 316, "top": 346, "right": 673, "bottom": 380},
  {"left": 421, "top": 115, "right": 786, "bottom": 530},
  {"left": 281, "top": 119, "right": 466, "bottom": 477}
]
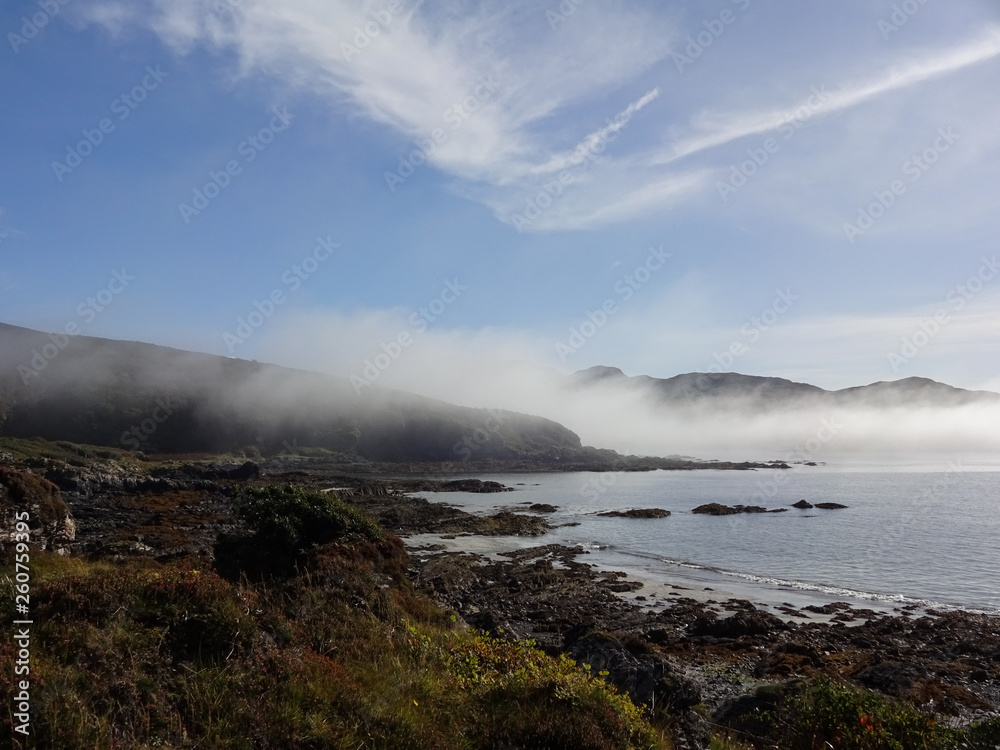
[{"left": 2, "top": 0, "right": 1000, "bottom": 415}]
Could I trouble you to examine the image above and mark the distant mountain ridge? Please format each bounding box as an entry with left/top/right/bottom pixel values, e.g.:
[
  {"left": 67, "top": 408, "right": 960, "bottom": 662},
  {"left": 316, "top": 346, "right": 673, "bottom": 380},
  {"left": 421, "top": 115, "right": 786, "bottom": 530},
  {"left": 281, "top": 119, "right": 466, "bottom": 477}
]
[{"left": 572, "top": 366, "right": 1000, "bottom": 408}]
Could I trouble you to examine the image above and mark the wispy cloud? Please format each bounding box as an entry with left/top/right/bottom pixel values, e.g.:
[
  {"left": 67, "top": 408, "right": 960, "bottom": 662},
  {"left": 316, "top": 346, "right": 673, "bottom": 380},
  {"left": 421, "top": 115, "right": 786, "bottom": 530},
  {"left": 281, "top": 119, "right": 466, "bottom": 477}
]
[
  {"left": 656, "top": 28, "right": 1000, "bottom": 165},
  {"left": 527, "top": 88, "right": 660, "bottom": 176},
  {"left": 81, "top": 3, "right": 1000, "bottom": 233}
]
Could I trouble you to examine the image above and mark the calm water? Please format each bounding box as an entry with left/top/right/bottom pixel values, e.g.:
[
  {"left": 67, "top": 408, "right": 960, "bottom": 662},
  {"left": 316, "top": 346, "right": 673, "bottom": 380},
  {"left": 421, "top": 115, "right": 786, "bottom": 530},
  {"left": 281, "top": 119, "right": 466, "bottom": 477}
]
[{"left": 412, "top": 456, "right": 1000, "bottom": 614}]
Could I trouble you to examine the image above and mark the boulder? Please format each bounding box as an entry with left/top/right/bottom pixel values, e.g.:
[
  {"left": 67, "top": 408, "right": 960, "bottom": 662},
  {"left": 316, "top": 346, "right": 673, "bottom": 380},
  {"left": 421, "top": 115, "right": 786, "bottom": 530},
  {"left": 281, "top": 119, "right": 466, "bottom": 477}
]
[
  {"left": 0, "top": 466, "right": 76, "bottom": 553},
  {"left": 692, "top": 503, "right": 740, "bottom": 515},
  {"left": 689, "top": 609, "right": 787, "bottom": 638},
  {"left": 792, "top": 499, "right": 813, "bottom": 509},
  {"left": 597, "top": 508, "right": 671, "bottom": 519},
  {"left": 814, "top": 502, "right": 847, "bottom": 510},
  {"left": 567, "top": 632, "right": 701, "bottom": 710}
]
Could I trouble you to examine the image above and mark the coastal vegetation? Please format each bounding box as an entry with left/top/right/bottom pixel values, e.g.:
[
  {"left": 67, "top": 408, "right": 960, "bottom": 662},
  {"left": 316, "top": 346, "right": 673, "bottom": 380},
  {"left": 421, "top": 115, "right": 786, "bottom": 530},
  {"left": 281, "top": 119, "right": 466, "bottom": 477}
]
[{"left": 1, "top": 483, "right": 670, "bottom": 749}]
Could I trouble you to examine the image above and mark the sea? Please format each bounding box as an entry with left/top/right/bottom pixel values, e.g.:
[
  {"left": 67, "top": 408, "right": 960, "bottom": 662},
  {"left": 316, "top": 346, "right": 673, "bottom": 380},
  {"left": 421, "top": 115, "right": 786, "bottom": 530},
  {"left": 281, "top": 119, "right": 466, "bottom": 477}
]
[{"left": 408, "top": 454, "right": 1000, "bottom": 617}]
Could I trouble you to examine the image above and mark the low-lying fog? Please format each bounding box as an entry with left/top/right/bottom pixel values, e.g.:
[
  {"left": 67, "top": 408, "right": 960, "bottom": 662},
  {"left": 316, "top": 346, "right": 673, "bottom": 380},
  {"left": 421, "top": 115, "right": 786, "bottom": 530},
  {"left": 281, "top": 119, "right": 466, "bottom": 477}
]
[{"left": 251, "top": 312, "right": 1000, "bottom": 459}]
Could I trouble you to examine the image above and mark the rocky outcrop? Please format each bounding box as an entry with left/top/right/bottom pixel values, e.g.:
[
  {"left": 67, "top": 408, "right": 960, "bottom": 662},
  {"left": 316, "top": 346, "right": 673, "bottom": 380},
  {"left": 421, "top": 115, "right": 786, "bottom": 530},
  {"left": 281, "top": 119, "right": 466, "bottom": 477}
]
[
  {"left": 691, "top": 503, "right": 786, "bottom": 515},
  {"left": 814, "top": 502, "right": 847, "bottom": 509},
  {"left": 566, "top": 631, "right": 709, "bottom": 749},
  {"left": 792, "top": 499, "right": 813, "bottom": 509},
  {"left": 597, "top": 508, "right": 671, "bottom": 519},
  {"left": 0, "top": 465, "right": 76, "bottom": 553},
  {"left": 689, "top": 608, "right": 787, "bottom": 639}
]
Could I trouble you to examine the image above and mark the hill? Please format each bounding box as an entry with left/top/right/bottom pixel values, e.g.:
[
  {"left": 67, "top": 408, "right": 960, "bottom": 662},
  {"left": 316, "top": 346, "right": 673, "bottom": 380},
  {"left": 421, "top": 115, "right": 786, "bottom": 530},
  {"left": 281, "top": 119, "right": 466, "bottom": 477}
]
[
  {"left": 572, "top": 366, "right": 1000, "bottom": 410},
  {"left": 0, "top": 323, "right": 583, "bottom": 463}
]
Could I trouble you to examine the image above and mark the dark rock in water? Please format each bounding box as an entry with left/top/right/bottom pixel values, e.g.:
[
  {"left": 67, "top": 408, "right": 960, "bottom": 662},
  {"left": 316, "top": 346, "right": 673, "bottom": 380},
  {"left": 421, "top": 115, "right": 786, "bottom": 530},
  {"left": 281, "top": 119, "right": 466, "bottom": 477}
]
[
  {"left": 441, "top": 479, "right": 513, "bottom": 493},
  {"left": 692, "top": 503, "right": 775, "bottom": 515},
  {"left": 597, "top": 508, "right": 671, "bottom": 519},
  {"left": 527, "top": 503, "right": 558, "bottom": 513},
  {"left": 692, "top": 503, "right": 741, "bottom": 515},
  {"left": 792, "top": 499, "right": 813, "bottom": 509},
  {"left": 814, "top": 502, "right": 847, "bottom": 510}
]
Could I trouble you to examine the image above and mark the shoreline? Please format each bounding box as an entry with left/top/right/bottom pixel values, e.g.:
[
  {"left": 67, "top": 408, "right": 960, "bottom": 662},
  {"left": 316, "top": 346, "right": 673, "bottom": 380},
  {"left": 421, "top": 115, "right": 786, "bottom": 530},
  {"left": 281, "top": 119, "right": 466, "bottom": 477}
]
[
  {"left": 401, "top": 531, "right": 1000, "bottom": 728},
  {"left": 403, "top": 531, "right": 943, "bottom": 626}
]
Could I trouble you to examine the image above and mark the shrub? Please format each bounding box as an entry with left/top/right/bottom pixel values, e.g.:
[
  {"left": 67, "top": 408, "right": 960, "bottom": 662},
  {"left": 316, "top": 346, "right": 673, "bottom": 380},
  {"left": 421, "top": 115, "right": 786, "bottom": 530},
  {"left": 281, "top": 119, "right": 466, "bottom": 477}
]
[
  {"left": 217, "top": 484, "right": 384, "bottom": 577},
  {"left": 717, "top": 675, "right": 1000, "bottom": 750}
]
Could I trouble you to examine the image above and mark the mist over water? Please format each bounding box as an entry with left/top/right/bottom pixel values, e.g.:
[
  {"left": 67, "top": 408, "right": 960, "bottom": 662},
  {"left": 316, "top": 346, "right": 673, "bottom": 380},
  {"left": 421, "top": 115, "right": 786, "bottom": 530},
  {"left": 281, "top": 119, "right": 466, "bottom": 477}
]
[{"left": 251, "top": 314, "right": 1000, "bottom": 458}]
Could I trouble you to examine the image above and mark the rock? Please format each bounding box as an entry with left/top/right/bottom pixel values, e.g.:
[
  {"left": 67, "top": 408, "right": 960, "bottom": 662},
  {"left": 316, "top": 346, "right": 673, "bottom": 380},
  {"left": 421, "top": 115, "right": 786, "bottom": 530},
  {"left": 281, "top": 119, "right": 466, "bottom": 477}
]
[
  {"left": 690, "top": 609, "right": 787, "bottom": 638},
  {"left": 567, "top": 632, "right": 709, "bottom": 749},
  {"left": 567, "top": 632, "right": 702, "bottom": 710},
  {"left": 792, "top": 499, "right": 813, "bottom": 509},
  {"left": 692, "top": 503, "right": 741, "bottom": 515},
  {"left": 715, "top": 680, "right": 802, "bottom": 739},
  {"left": 597, "top": 508, "right": 671, "bottom": 519},
  {"left": 691, "top": 503, "right": 775, "bottom": 515},
  {"left": 0, "top": 466, "right": 76, "bottom": 554},
  {"left": 528, "top": 503, "right": 558, "bottom": 513},
  {"left": 853, "top": 661, "right": 922, "bottom": 695},
  {"left": 814, "top": 502, "right": 847, "bottom": 510}
]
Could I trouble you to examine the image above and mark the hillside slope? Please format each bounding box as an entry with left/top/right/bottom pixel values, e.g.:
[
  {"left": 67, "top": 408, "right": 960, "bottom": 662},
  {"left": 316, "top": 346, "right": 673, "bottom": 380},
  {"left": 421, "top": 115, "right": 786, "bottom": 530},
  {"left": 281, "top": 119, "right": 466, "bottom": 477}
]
[{"left": 0, "top": 323, "right": 582, "bottom": 462}]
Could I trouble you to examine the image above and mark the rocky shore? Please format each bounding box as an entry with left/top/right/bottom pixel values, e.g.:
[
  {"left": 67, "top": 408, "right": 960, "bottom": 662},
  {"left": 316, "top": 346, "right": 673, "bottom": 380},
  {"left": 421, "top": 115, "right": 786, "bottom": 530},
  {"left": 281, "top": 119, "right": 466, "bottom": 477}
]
[
  {"left": 403, "top": 540, "right": 1000, "bottom": 747},
  {"left": 3, "top": 451, "right": 997, "bottom": 749}
]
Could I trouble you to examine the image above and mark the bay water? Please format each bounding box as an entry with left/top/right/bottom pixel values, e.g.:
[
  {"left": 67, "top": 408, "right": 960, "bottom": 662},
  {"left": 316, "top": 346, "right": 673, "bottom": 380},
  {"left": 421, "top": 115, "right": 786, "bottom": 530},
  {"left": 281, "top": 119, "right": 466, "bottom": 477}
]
[{"left": 411, "top": 455, "right": 1000, "bottom": 615}]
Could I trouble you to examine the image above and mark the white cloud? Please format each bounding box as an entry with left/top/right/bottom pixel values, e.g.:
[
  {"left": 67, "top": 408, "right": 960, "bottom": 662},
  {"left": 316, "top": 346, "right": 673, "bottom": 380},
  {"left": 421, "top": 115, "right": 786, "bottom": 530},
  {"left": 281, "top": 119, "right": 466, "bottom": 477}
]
[
  {"left": 81, "top": 2, "right": 1000, "bottom": 235},
  {"left": 655, "top": 28, "right": 1000, "bottom": 166}
]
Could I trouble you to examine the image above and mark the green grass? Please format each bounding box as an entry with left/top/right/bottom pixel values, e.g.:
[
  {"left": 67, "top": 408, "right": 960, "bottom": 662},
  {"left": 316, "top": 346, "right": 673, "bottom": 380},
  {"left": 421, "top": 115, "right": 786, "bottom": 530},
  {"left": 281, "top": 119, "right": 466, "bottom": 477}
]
[
  {"left": 0, "top": 437, "right": 129, "bottom": 466},
  {"left": 713, "top": 675, "right": 1000, "bottom": 750},
  {"left": 1, "top": 496, "right": 672, "bottom": 750}
]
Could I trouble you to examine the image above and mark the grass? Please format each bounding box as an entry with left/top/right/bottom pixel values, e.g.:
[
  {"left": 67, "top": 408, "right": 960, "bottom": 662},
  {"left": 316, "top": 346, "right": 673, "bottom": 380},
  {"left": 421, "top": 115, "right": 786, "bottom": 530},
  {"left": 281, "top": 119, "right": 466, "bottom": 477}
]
[
  {"left": 1, "top": 485, "right": 672, "bottom": 750},
  {"left": 713, "top": 675, "right": 1000, "bottom": 750}
]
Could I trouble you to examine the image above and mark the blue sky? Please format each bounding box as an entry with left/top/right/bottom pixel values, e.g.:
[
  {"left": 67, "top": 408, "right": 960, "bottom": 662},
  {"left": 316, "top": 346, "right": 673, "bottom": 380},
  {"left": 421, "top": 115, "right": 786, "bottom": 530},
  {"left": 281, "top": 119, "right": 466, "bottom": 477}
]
[{"left": 2, "top": 0, "right": 1000, "bottom": 408}]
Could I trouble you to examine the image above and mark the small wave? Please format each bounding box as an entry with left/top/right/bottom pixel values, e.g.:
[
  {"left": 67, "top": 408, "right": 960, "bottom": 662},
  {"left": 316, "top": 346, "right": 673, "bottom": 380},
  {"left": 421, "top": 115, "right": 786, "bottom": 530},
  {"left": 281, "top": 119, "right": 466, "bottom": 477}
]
[{"left": 603, "top": 548, "right": 1000, "bottom": 616}]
